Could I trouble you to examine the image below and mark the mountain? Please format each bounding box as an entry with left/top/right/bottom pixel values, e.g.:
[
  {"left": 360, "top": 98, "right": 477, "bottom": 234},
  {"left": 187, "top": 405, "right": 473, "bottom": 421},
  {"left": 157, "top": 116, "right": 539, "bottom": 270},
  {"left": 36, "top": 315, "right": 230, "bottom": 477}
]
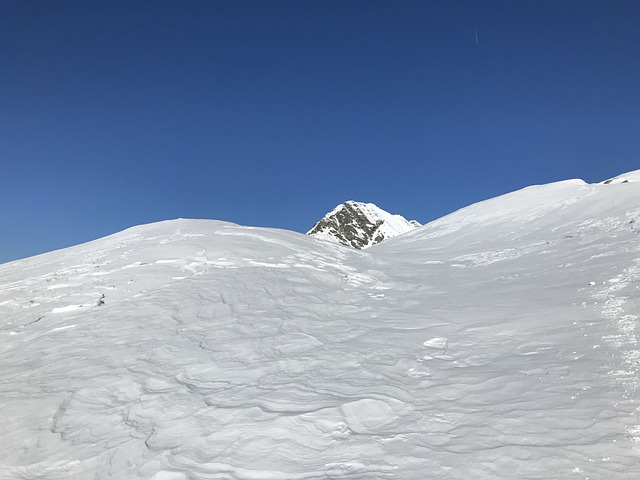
[
  {"left": 1, "top": 172, "right": 640, "bottom": 479},
  {"left": 307, "top": 200, "right": 421, "bottom": 249}
]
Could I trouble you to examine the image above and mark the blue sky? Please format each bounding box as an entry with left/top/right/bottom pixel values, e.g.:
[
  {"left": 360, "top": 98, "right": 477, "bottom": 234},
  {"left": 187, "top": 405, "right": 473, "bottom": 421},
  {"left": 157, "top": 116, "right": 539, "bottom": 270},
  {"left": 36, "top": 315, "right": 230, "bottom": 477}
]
[{"left": 2, "top": 0, "right": 640, "bottom": 263}]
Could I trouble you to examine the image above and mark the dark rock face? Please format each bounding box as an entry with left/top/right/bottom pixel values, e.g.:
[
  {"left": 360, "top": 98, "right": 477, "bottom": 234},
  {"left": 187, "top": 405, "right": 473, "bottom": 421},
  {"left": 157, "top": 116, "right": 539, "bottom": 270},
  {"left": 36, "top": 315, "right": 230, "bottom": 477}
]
[
  {"left": 308, "top": 203, "right": 380, "bottom": 249},
  {"left": 307, "top": 201, "right": 420, "bottom": 249}
]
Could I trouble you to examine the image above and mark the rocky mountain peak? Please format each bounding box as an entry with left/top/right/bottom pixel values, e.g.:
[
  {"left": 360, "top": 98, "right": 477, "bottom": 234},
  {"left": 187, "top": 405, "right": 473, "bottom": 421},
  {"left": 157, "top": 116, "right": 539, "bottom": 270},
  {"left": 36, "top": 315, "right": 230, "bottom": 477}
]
[{"left": 307, "top": 201, "right": 421, "bottom": 249}]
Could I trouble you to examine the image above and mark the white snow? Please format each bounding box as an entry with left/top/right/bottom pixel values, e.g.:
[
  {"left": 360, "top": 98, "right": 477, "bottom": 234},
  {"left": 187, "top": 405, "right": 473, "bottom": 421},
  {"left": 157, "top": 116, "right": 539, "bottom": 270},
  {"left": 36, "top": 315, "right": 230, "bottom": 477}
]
[
  {"left": 356, "top": 202, "right": 420, "bottom": 244},
  {"left": 1, "top": 172, "right": 640, "bottom": 479},
  {"left": 600, "top": 169, "right": 640, "bottom": 184}
]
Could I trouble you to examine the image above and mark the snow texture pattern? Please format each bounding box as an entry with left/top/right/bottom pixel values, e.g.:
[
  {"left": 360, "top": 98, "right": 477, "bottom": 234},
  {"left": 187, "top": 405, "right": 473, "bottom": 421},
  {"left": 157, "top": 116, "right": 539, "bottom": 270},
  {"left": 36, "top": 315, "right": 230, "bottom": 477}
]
[{"left": 2, "top": 172, "right": 640, "bottom": 479}]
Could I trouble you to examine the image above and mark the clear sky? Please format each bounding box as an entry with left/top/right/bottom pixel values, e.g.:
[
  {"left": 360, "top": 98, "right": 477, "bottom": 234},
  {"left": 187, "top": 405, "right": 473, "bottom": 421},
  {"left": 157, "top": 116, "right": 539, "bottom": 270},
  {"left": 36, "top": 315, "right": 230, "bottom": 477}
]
[{"left": 2, "top": 0, "right": 639, "bottom": 263}]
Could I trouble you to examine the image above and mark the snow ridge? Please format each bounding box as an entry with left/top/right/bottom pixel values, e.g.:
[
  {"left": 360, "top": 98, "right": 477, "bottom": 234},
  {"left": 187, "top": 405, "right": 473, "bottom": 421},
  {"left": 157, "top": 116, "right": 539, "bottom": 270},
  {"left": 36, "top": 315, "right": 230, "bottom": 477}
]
[{"left": 307, "top": 201, "right": 420, "bottom": 249}]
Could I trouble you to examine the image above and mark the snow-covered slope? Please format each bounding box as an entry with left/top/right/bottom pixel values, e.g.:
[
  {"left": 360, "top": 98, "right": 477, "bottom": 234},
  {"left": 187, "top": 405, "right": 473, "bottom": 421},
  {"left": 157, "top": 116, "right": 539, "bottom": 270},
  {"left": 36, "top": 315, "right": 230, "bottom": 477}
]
[
  {"left": 601, "top": 170, "right": 640, "bottom": 184},
  {"left": 2, "top": 172, "right": 640, "bottom": 479},
  {"left": 307, "top": 201, "right": 420, "bottom": 249}
]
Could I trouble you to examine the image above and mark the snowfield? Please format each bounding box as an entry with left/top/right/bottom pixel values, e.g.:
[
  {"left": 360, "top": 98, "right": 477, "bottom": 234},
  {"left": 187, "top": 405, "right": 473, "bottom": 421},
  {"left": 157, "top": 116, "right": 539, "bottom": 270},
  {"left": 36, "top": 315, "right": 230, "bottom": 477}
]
[{"left": 1, "top": 173, "right": 640, "bottom": 479}]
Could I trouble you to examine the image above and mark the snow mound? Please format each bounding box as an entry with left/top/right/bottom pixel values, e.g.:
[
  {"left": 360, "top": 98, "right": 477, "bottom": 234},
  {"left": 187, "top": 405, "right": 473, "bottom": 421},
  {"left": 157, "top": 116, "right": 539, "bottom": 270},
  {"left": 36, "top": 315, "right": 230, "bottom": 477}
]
[{"left": 601, "top": 169, "right": 640, "bottom": 184}]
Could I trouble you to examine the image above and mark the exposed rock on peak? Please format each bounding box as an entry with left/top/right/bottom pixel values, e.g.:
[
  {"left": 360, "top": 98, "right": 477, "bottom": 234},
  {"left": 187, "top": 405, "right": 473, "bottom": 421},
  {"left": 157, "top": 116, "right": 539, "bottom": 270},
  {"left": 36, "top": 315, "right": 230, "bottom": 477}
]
[{"left": 307, "top": 201, "right": 421, "bottom": 249}]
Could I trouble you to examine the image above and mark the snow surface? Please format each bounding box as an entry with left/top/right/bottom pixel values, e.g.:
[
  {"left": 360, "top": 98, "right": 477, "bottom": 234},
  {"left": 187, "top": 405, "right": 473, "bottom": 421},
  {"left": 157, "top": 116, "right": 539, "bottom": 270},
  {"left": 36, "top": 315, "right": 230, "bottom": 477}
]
[
  {"left": 2, "top": 172, "right": 640, "bottom": 479},
  {"left": 601, "top": 170, "right": 640, "bottom": 185},
  {"left": 308, "top": 201, "right": 420, "bottom": 248}
]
